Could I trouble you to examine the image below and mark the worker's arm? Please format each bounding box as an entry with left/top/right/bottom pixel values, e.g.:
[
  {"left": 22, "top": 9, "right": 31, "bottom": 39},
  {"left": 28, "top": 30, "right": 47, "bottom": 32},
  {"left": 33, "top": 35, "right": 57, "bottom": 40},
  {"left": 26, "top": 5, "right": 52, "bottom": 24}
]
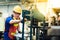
[{"left": 9, "top": 20, "right": 21, "bottom": 24}]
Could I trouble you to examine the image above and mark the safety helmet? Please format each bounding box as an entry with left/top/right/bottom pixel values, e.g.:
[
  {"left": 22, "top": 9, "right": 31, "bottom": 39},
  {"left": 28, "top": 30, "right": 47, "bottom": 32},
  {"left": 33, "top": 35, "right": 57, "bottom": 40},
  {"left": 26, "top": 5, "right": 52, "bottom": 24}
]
[{"left": 13, "top": 5, "right": 22, "bottom": 14}]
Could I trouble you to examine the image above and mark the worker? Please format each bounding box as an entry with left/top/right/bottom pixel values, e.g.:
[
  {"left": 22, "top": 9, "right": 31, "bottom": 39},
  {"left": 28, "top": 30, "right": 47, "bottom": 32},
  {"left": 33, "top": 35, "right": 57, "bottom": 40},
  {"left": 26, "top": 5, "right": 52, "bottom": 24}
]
[
  {"left": 4, "top": 5, "right": 22, "bottom": 40},
  {"left": 0, "top": 12, "right": 5, "bottom": 40}
]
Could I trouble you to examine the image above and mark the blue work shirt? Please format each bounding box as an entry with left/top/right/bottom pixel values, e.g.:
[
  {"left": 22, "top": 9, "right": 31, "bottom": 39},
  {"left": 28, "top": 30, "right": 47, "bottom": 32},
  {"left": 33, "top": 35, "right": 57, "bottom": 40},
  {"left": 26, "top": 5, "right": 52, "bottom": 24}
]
[
  {"left": 4, "top": 16, "right": 23, "bottom": 40},
  {"left": 4, "top": 16, "right": 12, "bottom": 40}
]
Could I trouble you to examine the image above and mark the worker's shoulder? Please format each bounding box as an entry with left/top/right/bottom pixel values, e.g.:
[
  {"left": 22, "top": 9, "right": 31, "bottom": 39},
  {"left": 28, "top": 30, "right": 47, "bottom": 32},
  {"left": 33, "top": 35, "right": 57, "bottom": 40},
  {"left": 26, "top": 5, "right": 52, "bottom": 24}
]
[{"left": 6, "top": 16, "right": 13, "bottom": 20}]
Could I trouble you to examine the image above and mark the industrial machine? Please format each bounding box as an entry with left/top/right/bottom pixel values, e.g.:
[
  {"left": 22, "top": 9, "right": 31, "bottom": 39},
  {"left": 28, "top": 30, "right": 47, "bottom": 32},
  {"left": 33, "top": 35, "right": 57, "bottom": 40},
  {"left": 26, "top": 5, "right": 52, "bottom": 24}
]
[{"left": 22, "top": 7, "right": 48, "bottom": 40}]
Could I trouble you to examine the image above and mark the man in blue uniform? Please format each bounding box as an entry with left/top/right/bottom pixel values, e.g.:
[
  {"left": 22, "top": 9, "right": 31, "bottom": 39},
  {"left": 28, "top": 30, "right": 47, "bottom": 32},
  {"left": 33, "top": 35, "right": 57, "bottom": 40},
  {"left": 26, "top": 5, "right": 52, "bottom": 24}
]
[{"left": 4, "top": 5, "right": 22, "bottom": 40}]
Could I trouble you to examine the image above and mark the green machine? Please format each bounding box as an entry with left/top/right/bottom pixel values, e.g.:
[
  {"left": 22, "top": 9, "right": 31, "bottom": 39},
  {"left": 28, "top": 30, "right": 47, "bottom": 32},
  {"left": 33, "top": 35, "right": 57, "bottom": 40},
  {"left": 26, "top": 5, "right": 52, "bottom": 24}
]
[
  {"left": 32, "top": 7, "right": 45, "bottom": 21},
  {"left": 22, "top": 7, "right": 45, "bottom": 40},
  {"left": 31, "top": 7, "right": 46, "bottom": 40}
]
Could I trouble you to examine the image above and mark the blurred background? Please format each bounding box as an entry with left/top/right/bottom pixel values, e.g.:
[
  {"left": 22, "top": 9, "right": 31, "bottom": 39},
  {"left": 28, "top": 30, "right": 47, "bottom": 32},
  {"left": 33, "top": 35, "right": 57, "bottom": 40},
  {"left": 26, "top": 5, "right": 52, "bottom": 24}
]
[{"left": 0, "top": 0, "right": 60, "bottom": 40}]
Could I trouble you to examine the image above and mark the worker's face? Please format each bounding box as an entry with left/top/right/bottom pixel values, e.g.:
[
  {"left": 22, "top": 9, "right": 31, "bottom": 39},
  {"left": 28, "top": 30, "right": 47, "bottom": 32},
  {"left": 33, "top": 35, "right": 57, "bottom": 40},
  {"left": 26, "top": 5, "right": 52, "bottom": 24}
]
[{"left": 13, "top": 11, "right": 21, "bottom": 18}]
